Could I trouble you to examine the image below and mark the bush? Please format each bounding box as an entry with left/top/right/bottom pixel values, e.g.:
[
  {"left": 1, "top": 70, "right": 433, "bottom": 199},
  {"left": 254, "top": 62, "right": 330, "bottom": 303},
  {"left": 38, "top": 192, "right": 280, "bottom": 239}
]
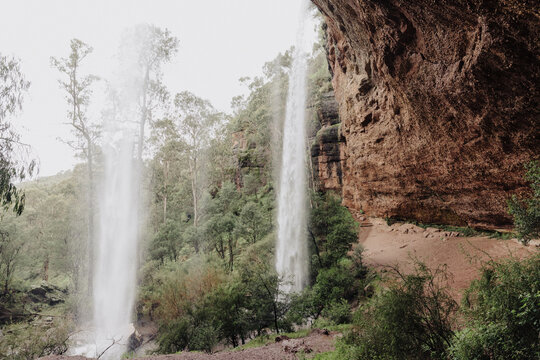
[
  {"left": 451, "top": 323, "right": 520, "bottom": 360},
  {"left": 508, "top": 160, "right": 540, "bottom": 244},
  {"left": 309, "top": 192, "right": 359, "bottom": 271},
  {"left": 321, "top": 299, "right": 351, "bottom": 325},
  {"left": 0, "top": 319, "right": 72, "bottom": 360},
  {"left": 456, "top": 254, "right": 540, "bottom": 359},
  {"left": 156, "top": 318, "right": 191, "bottom": 353},
  {"left": 337, "top": 262, "right": 457, "bottom": 360}
]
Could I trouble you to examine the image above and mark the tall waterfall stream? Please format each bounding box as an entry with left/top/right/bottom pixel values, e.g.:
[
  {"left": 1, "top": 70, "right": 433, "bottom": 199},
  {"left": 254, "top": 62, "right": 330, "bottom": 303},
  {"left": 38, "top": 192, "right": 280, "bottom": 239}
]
[{"left": 275, "top": 0, "right": 316, "bottom": 293}]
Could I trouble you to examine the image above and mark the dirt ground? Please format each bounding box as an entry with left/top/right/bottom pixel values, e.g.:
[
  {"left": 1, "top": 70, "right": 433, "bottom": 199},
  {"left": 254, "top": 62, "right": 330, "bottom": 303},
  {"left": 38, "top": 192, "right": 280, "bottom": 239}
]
[
  {"left": 40, "top": 218, "right": 537, "bottom": 360},
  {"left": 134, "top": 330, "right": 339, "bottom": 360},
  {"left": 358, "top": 218, "right": 537, "bottom": 299},
  {"left": 38, "top": 330, "right": 339, "bottom": 360}
]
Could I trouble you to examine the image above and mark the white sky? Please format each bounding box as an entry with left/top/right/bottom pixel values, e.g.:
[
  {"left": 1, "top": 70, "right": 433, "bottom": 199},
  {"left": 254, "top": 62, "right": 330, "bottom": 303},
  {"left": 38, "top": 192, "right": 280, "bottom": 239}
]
[{"left": 0, "top": 0, "right": 308, "bottom": 177}]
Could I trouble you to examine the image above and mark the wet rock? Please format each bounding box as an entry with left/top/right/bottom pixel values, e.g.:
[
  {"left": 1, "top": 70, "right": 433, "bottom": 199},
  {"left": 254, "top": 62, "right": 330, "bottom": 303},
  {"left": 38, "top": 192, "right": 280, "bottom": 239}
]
[
  {"left": 128, "top": 329, "right": 143, "bottom": 352},
  {"left": 26, "top": 283, "right": 66, "bottom": 306}
]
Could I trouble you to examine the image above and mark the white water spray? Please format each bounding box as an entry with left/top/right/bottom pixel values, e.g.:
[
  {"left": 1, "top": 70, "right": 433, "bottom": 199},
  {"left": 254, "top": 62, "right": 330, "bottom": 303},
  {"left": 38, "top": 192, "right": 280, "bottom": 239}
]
[
  {"left": 94, "top": 127, "right": 140, "bottom": 357},
  {"left": 276, "top": 0, "right": 316, "bottom": 293},
  {"left": 70, "top": 122, "right": 140, "bottom": 359}
]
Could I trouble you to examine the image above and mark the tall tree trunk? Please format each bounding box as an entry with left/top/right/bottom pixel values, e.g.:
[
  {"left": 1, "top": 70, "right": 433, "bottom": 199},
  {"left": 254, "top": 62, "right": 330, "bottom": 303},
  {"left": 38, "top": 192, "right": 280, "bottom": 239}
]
[
  {"left": 228, "top": 234, "right": 234, "bottom": 271},
  {"left": 163, "top": 160, "right": 169, "bottom": 222},
  {"left": 42, "top": 254, "right": 49, "bottom": 282},
  {"left": 189, "top": 157, "right": 199, "bottom": 252},
  {"left": 138, "top": 67, "right": 150, "bottom": 164}
]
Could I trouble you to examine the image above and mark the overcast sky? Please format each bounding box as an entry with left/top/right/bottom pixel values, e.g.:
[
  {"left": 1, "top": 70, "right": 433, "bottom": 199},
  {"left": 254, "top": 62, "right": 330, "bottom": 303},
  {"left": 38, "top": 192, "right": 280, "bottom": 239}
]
[{"left": 0, "top": 0, "right": 310, "bottom": 177}]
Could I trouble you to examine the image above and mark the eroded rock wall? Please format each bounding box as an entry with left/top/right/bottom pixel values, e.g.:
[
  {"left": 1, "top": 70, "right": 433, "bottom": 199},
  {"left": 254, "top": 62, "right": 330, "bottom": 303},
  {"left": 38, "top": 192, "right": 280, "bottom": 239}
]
[
  {"left": 311, "top": 91, "right": 346, "bottom": 192},
  {"left": 311, "top": 0, "right": 540, "bottom": 229}
]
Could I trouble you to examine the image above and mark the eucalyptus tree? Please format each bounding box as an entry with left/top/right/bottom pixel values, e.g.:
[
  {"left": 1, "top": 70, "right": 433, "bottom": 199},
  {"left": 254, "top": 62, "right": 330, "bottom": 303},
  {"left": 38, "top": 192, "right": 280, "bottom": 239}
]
[
  {"left": 51, "top": 39, "right": 99, "bottom": 292},
  {"left": 0, "top": 228, "right": 22, "bottom": 296},
  {"left": 171, "top": 91, "right": 224, "bottom": 252},
  {"left": 118, "top": 24, "right": 179, "bottom": 163},
  {"left": 0, "top": 54, "right": 34, "bottom": 215}
]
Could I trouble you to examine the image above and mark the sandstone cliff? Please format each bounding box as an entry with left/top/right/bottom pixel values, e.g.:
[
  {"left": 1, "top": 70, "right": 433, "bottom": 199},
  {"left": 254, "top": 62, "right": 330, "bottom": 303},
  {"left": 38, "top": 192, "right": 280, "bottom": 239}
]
[
  {"left": 311, "top": 0, "right": 540, "bottom": 229},
  {"left": 311, "top": 91, "right": 346, "bottom": 192}
]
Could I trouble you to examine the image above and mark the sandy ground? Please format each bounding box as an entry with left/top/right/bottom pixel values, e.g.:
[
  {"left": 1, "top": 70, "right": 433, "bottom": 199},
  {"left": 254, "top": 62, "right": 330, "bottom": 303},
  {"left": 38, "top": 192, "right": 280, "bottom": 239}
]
[
  {"left": 39, "top": 218, "right": 537, "bottom": 360},
  {"left": 358, "top": 218, "right": 537, "bottom": 299}
]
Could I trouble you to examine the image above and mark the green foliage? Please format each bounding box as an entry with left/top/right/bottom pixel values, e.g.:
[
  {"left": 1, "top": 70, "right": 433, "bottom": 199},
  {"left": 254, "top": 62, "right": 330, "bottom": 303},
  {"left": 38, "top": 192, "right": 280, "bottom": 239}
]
[
  {"left": 0, "top": 318, "right": 72, "bottom": 360},
  {"left": 321, "top": 298, "right": 351, "bottom": 325},
  {"left": 337, "top": 262, "right": 457, "bottom": 360},
  {"left": 149, "top": 238, "right": 290, "bottom": 353},
  {"left": 284, "top": 192, "right": 362, "bottom": 326},
  {"left": 0, "top": 54, "right": 33, "bottom": 215},
  {"left": 149, "top": 219, "right": 182, "bottom": 262},
  {"left": 0, "top": 170, "right": 89, "bottom": 300},
  {"left": 508, "top": 160, "right": 540, "bottom": 244},
  {"left": 451, "top": 323, "right": 522, "bottom": 360},
  {"left": 309, "top": 192, "right": 359, "bottom": 272},
  {"left": 455, "top": 254, "right": 540, "bottom": 359},
  {"left": 0, "top": 228, "right": 22, "bottom": 295}
]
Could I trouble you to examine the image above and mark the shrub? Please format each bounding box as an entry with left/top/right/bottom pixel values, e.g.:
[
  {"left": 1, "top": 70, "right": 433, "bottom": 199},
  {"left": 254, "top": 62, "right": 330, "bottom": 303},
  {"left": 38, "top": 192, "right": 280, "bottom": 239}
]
[
  {"left": 337, "top": 262, "right": 457, "bottom": 360},
  {"left": 456, "top": 254, "right": 540, "bottom": 359},
  {"left": 156, "top": 318, "right": 191, "bottom": 353},
  {"left": 321, "top": 299, "right": 351, "bottom": 325},
  {"left": 0, "top": 319, "right": 72, "bottom": 360},
  {"left": 451, "top": 323, "right": 520, "bottom": 360},
  {"left": 309, "top": 192, "right": 358, "bottom": 271},
  {"left": 508, "top": 160, "right": 540, "bottom": 244}
]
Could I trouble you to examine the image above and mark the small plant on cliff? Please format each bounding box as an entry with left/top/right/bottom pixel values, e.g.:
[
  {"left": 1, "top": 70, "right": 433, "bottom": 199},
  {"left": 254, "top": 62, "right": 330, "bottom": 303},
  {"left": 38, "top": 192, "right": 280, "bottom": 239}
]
[{"left": 508, "top": 160, "right": 540, "bottom": 244}]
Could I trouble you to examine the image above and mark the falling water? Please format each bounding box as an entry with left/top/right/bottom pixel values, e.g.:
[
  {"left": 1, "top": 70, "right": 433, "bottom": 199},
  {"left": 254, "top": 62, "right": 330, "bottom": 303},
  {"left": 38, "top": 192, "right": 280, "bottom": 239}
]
[
  {"left": 94, "top": 127, "right": 140, "bottom": 358},
  {"left": 70, "top": 123, "right": 140, "bottom": 359},
  {"left": 276, "top": 0, "right": 315, "bottom": 293}
]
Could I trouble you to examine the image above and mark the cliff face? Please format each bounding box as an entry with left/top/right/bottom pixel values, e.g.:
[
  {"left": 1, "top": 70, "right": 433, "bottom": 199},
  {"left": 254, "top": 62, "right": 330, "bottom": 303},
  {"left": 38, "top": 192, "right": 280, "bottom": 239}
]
[
  {"left": 311, "top": 0, "right": 540, "bottom": 229},
  {"left": 311, "top": 91, "right": 346, "bottom": 193}
]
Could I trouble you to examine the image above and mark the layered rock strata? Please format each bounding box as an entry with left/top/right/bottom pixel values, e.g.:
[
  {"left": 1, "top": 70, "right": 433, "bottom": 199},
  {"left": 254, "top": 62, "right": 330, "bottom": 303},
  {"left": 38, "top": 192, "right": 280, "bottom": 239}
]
[{"left": 311, "top": 91, "right": 346, "bottom": 192}]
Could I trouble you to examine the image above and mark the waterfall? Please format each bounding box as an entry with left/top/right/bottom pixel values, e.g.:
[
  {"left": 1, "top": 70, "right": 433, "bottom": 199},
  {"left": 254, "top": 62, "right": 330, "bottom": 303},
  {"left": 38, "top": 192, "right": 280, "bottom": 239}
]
[
  {"left": 92, "top": 127, "right": 140, "bottom": 358},
  {"left": 275, "top": 0, "right": 315, "bottom": 293},
  {"left": 69, "top": 123, "right": 140, "bottom": 359}
]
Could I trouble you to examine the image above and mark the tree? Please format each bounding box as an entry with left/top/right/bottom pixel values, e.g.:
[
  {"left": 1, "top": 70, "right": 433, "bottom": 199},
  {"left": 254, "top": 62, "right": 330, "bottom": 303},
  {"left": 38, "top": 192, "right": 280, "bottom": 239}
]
[
  {"left": 236, "top": 200, "right": 271, "bottom": 244},
  {"left": 149, "top": 119, "right": 188, "bottom": 225},
  {"left": 0, "top": 228, "right": 23, "bottom": 296},
  {"left": 118, "top": 24, "right": 179, "bottom": 163},
  {"left": 168, "top": 91, "right": 223, "bottom": 252},
  {"left": 51, "top": 39, "right": 99, "bottom": 293},
  {"left": 0, "top": 54, "right": 34, "bottom": 215},
  {"left": 508, "top": 160, "right": 540, "bottom": 244}
]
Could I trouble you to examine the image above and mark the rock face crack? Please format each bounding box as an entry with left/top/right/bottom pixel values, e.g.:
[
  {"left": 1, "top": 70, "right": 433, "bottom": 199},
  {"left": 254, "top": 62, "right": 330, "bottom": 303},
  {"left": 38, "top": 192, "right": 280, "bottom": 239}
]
[{"left": 311, "top": 0, "right": 540, "bottom": 229}]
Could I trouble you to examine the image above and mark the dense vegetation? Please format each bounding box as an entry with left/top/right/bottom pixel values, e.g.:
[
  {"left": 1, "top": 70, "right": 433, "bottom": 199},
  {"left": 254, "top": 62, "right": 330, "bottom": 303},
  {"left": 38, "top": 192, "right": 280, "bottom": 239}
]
[{"left": 312, "top": 254, "right": 539, "bottom": 360}]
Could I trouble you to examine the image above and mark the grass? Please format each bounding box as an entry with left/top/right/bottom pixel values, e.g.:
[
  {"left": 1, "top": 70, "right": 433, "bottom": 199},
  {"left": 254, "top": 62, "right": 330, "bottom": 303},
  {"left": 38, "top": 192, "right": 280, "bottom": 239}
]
[
  {"left": 235, "top": 324, "right": 352, "bottom": 351},
  {"left": 235, "top": 329, "right": 311, "bottom": 350},
  {"left": 310, "top": 351, "right": 340, "bottom": 360}
]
